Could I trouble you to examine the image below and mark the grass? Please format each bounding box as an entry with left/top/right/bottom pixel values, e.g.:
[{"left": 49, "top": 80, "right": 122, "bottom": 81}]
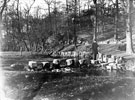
[
  {"left": 0, "top": 51, "right": 55, "bottom": 67},
  {"left": 33, "top": 76, "right": 135, "bottom": 100},
  {"left": 3, "top": 69, "right": 135, "bottom": 100}
]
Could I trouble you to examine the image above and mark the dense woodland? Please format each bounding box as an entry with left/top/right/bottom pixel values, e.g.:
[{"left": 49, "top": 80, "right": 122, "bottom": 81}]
[{"left": 0, "top": 0, "right": 134, "bottom": 53}]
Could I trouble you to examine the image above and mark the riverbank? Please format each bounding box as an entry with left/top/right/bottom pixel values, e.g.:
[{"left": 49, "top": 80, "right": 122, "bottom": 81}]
[{"left": 1, "top": 51, "right": 135, "bottom": 100}]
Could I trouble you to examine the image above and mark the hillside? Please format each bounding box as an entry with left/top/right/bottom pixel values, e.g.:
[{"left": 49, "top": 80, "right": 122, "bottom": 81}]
[{"left": 57, "top": 29, "right": 135, "bottom": 60}]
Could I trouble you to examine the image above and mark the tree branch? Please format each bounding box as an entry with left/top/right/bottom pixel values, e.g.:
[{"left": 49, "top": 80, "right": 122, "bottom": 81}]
[
  {"left": 44, "top": 0, "right": 54, "bottom": 5},
  {"left": 0, "top": 0, "right": 7, "bottom": 15},
  {"left": 25, "top": 0, "right": 36, "bottom": 14}
]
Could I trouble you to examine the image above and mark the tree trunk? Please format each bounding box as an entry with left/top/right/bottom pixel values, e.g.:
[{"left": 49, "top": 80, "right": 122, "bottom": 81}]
[
  {"left": 0, "top": 14, "right": 2, "bottom": 50},
  {"left": 114, "top": 0, "right": 118, "bottom": 41},
  {"left": 0, "top": 0, "right": 7, "bottom": 50},
  {"left": 48, "top": 4, "right": 52, "bottom": 32},
  {"left": 126, "top": 0, "right": 134, "bottom": 54},
  {"left": 93, "top": 0, "right": 97, "bottom": 41},
  {"left": 74, "top": 0, "right": 77, "bottom": 48},
  {"left": 22, "top": 40, "right": 29, "bottom": 51},
  {"left": 66, "top": 0, "right": 70, "bottom": 44}
]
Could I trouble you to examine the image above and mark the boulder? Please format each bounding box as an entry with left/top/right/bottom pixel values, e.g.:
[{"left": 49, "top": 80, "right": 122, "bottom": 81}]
[
  {"left": 28, "top": 61, "right": 43, "bottom": 71},
  {"left": 53, "top": 59, "right": 59, "bottom": 65},
  {"left": 28, "top": 61, "right": 37, "bottom": 68},
  {"left": 98, "top": 52, "right": 103, "bottom": 62},
  {"left": 103, "top": 55, "right": 107, "bottom": 63},
  {"left": 36, "top": 62, "right": 43, "bottom": 71},
  {"left": 10, "top": 63, "right": 25, "bottom": 71},
  {"left": 125, "top": 59, "right": 135, "bottom": 71},
  {"left": 79, "top": 59, "right": 85, "bottom": 65},
  {"left": 52, "top": 59, "right": 60, "bottom": 69},
  {"left": 66, "top": 59, "right": 73, "bottom": 66},
  {"left": 42, "top": 62, "right": 51, "bottom": 71},
  {"left": 108, "top": 57, "right": 115, "bottom": 63},
  {"left": 106, "top": 65, "right": 112, "bottom": 70}
]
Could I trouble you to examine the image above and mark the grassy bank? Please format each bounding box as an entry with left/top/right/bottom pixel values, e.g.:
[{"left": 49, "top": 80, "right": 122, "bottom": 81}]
[{"left": 4, "top": 71, "right": 135, "bottom": 100}]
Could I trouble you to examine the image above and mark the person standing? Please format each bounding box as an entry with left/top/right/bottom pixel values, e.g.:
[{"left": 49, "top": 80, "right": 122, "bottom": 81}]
[{"left": 92, "top": 40, "right": 99, "bottom": 60}]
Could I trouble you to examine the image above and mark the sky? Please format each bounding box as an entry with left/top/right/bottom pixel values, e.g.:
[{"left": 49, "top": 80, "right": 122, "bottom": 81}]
[
  {"left": 19, "top": 0, "right": 66, "bottom": 15},
  {"left": 8, "top": 0, "right": 116, "bottom": 16},
  {"left": 17, "top": 0, "right": 89, "bottom": 15}
]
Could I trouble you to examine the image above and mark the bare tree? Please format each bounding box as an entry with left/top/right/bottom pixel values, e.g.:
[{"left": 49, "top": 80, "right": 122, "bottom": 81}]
[
  {"left": 126, "top": 0, "right": 134, "bottom": 54},
  {"left": 0, "top": 0, "right": 8, "bottom": 19},
  {"left": 93, "top": 0, "right": 97, "bottom": 40},
  {"left": 52, "top": 0, "right": 62, "bottom": 35},
  {"left": 24, "top": 0, "right": 35, "bottom": 52},
  {"left": 114, "top": 0, "right": 119, "bottom": 41},
  {"left": 44, "top": 0, "right": 54, "bottom": 32},
  {"left": 6, "top": 0, "right": 31, "bottom": 51},
  {"left": 0, "top": 0, "right": 10, "bottom": 49}
]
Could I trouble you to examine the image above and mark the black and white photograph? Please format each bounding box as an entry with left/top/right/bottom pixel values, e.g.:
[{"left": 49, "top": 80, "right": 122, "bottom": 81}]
[{"left": 0, "top": 0, "right": 135, "bottom": 100}]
